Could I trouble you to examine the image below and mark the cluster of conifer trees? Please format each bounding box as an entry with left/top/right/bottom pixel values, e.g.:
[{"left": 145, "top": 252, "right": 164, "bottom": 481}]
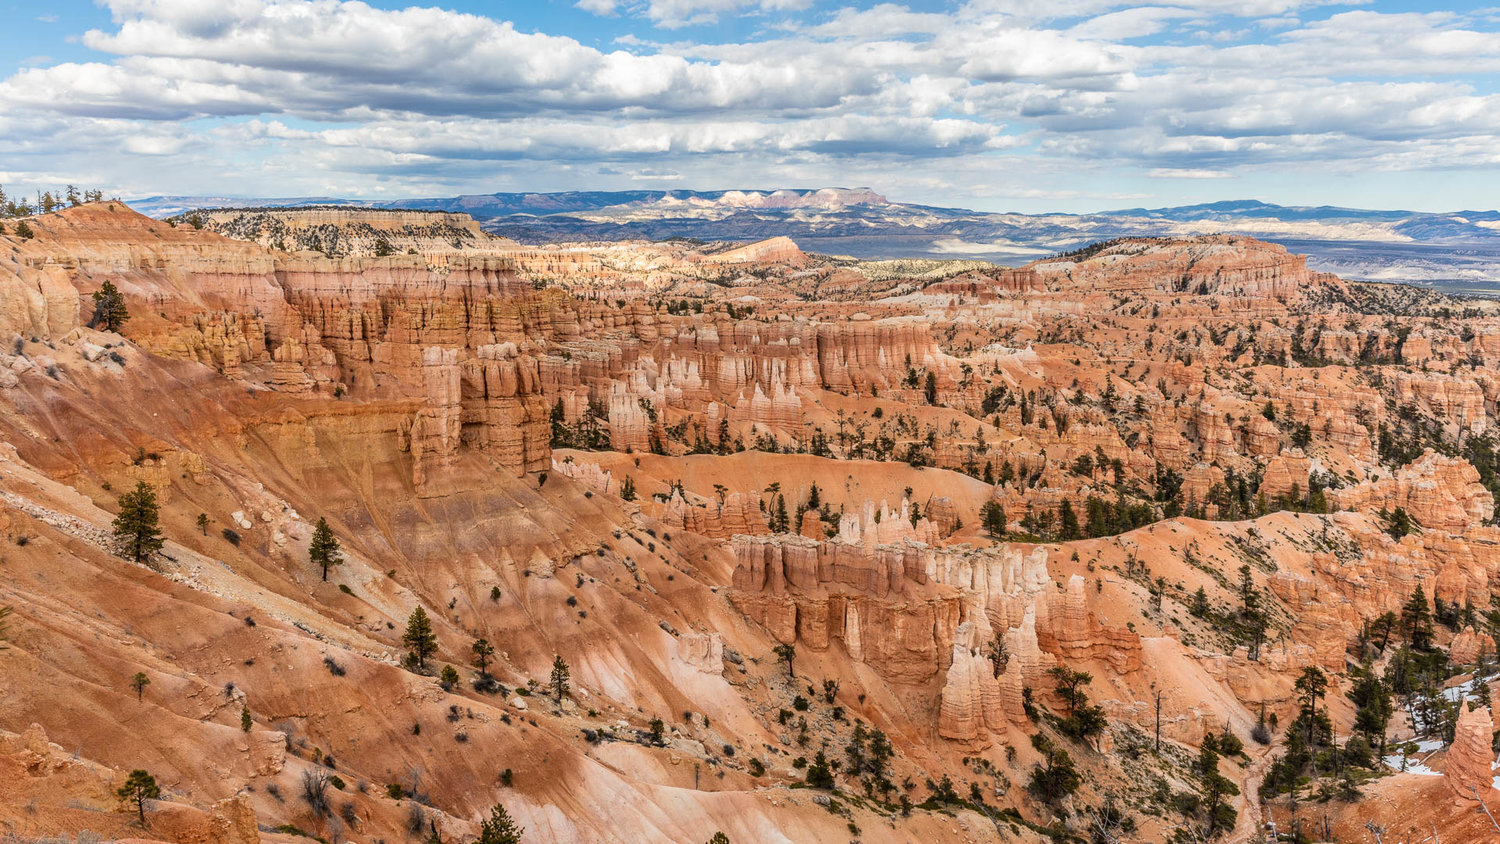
[{"left": 0, "top": 183, "right": 111, "bottom": 218}]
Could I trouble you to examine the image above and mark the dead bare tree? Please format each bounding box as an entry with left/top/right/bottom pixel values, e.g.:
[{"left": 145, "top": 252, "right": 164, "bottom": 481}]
[
  {"left": 1365, "top": 820, "right": 1386, "bottom": 844},
  {"left": 300, "top": 769, "right": 330, "bottom": 817},
  {"left": 1470, "top": 786, "right": 1500, "bottom": 833}
]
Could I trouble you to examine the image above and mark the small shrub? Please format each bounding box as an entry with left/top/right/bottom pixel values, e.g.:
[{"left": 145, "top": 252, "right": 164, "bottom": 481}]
[
  {"left": 221, "top": 528, "right": 241, "bottom": 546},
  {"left": 323, "top": 656, "right": 346, "bottom": 677}
]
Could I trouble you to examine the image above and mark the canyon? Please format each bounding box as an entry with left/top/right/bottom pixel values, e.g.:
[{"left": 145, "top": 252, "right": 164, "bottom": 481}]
[{"left": 3, "top": 202, "right": 1500, "bottom": 843}]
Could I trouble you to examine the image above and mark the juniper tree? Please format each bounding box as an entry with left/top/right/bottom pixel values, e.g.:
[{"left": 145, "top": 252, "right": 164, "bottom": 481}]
[
  {"left": 309, "top": 517, "right": 343, "bottom": 581},
  {"left": 92, "top": 280, "right": 129, "bottom": 331},
  {"left": 402, "top": 607, "right": 438, "bottom": 670},
  {"left": 112, "top": 481, "right": 164, "bottom": 563},
  {"left": 117, "top": 769, "right": 161, "bottom": 827}
]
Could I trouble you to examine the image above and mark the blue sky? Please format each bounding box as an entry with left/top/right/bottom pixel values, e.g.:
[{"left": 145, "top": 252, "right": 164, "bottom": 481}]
[{"left": 1, "top": 0, "right": 1499, "bottom": 212}]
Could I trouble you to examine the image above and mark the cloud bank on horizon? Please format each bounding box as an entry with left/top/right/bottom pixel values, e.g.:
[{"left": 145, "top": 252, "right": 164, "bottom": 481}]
[{"left": 0, "top": 0, "right": 1498, "bottom": 212}]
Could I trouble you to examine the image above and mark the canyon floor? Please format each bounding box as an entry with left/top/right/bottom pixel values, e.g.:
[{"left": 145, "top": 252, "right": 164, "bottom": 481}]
[{"left": 3, "top": 203, "right": 1500, "bottom": 843}]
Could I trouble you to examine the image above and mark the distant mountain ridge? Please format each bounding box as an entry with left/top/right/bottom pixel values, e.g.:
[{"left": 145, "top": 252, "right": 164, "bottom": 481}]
[{"left": 128, "top": 188, "right": 1500, "bottom": 290}]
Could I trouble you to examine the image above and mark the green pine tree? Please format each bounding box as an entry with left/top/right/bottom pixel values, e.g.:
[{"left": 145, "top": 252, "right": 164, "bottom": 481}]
[
  {"left": 309, "top": 516, "right": 343, "bottom": 581},
  {"left": 1402, "top": 585, "right": 1434, "bottom": 650},
  {"left": 92, "top": 280, "right": 130, "bottom": 331},
  {"left": 472, "top": 637, "right": 495, "bottom": 676},
  {"left": 402, "top": 606, "right": 438, "bottom": 670},
  {"left": 550, "top": 654, "right": 570, "bottom": 703},
  {"left": 112, "top": 481, "right": 164, "bottom": 563},
  {"left": 117, "top": 769, "right": 161, "bottom": 827},
  {"left": 1058, "top": 498, "right": 1081, "bottom": 540},
  {"left": 130, "top": 671, "right": 151, "bottom": 702},
  {"left": 477, "top": 802, "right": 525, "bottom": 844}
]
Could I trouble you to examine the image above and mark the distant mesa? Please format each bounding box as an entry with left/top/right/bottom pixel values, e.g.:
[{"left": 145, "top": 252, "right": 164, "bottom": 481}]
[
  {"left": 700, "top": 236, "right": 808, "bottom": 265},
  {"left": 181, "top": 205, "right": 517, "bottom": 259},
  {"left": 126, "top": 187, "right": 1500, "bottom": 288}
]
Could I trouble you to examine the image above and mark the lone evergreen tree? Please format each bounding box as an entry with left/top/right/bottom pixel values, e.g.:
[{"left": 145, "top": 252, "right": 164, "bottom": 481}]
[
  {"left": 308, "top": 517, "right": 343, "bottom": 581},
  {"left": 92, "top": 280, "right": 129, "bottom": 331},
  {"left": 130, "top": 671, "right": 151, "bottom": 702},
  {"left": 402, "top": 606, "right": 438, "bottom": 670},
  {"left": 477, "top": 802, "right": 525, "bottom": 844},
  {"left": 117, "top": 769, "right": 161, "bottom": 827},
  {"left": 773, "top": 643, "right": 795, "bottom": 678},
  {"left": 1402, "top": 585, "right": 1434, "bottom": 651},
  {"left": 707, "top": 833, "right": 730, "bottom": 844},
  {"left": 112, "top": 481, "right": 164, "bottom": 563},
  {"left": 471, "top": 637, "right": 495, "bottom": 676},
  {"left": 550, "top": 654, "right": 570, "bottom": 703},
  {"left": 196, "top": 513, "right": 209, "bottom": 535},
  {"left": 981, "top": 500, "right": 1006, "bottom": 537}
]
